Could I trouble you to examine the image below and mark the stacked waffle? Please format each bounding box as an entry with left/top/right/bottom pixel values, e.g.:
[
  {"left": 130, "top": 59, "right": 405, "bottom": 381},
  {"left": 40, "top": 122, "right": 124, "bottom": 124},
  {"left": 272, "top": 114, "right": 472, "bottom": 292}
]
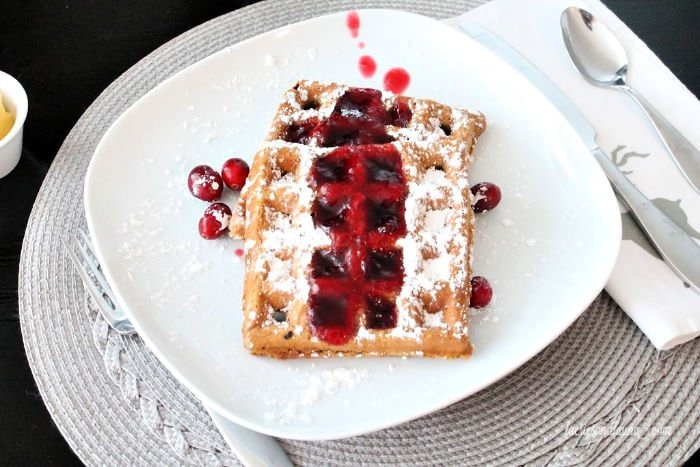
[{"left": 230, "top": 80, "right": 485, "bottom": 358}]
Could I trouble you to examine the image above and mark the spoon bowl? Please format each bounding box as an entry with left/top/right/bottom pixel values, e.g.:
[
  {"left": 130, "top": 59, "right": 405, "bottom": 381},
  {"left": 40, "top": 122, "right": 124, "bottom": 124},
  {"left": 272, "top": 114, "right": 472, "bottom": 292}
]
[
  {"left": 561, "top": 7, "right": 628, "bottom": 86},
  {"left": 561, "top": 6, "right": 700, "bottom": 193}
]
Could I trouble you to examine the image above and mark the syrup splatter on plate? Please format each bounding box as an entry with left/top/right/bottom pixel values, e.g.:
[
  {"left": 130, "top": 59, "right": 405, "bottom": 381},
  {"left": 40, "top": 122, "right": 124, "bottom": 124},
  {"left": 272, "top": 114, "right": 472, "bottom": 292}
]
[{"left": 345, "top": 11, "right": 411, "bottom": 94}]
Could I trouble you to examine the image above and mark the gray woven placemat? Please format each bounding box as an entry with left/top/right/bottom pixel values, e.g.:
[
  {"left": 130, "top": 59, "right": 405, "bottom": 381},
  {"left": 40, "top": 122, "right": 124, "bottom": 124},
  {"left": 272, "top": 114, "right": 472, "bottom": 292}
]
[{"left": 18, "top": 0, "right": 700, "bottom": 465}]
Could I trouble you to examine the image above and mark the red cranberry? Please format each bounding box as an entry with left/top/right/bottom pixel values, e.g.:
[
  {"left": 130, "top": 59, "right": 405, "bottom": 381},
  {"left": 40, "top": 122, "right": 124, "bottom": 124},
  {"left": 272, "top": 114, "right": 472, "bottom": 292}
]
[
  {"left": 470, "top": 276, "right": 493, "bottom": 308},
  {"left": 471, "top": 182, "right": 501, "bottom": 213},
  {"left": 188, "top": 165, "right": 223, "bottom": 201},
  {"left": 198, "top": 202, "right": 232, "bottom": 239},
  {"left": 221, "top": 158, "right": 250, "bottom": 191}
]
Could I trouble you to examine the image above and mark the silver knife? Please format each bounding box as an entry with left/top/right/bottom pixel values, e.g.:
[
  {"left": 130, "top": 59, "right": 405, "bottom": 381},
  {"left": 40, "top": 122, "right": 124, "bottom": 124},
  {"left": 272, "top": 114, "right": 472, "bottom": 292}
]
[{"left": 460, "top": 24, "right": 700, "bottom": 292}]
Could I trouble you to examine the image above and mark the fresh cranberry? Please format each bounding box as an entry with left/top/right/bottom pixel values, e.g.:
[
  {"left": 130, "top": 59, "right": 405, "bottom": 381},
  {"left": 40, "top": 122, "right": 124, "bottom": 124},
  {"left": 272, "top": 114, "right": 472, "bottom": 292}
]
[
  {"left": 188, "top": 165, "right": 223, "bottom": 201},
  {"left": 470, "top": 276, "right": 493, "bottom": 308},
  {"left": 471, "top": 182, "right": 501, "bottom": 213},
  {"left": 198, "top": 202, "right": 231, "bottom": 239},
  {"left": 221, "top": 158, "right": 250, "bottom": 191}
]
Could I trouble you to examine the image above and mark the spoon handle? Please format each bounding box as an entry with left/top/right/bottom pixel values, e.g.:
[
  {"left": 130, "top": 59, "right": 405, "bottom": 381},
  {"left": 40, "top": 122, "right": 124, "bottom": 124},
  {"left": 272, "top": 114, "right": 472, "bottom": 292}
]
[
  {"left": 593, "top": 147, "right": 700, "bottom": 292},
  {"left": 621, "top": 85, "right": 700, "bottom": 193}
]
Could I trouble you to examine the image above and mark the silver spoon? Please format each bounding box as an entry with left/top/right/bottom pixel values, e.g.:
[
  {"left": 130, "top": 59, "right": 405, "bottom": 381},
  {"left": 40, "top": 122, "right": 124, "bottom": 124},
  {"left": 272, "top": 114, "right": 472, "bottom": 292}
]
[{"left": 561, "top": 6, "right": 700, "bottom": 194}]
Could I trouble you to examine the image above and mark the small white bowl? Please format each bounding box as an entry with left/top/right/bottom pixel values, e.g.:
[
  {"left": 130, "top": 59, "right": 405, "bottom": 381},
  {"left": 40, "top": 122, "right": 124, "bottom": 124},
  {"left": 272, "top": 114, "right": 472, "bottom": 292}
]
[{"left": 0, "top": 71, "right": 28, "bottom": 178}]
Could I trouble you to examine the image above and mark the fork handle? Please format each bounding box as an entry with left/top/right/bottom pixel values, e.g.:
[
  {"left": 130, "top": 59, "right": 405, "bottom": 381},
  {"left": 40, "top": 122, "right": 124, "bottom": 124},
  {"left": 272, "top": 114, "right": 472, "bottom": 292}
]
[
  {"left": 97, "top": 296, "right": 136, "bottom": 335},
  {"left": 83, "top": 278, "right": 136, "bottom": 335},
  {"left": 593, "top": 147, "right": 700, "bottom": 292}
]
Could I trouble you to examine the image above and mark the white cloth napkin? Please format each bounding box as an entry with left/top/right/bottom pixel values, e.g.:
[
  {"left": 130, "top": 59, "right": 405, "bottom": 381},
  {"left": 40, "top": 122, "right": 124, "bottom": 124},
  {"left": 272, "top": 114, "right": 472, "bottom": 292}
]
[{"left": 446, "top": 0, "right": 700, "bottom": 350}]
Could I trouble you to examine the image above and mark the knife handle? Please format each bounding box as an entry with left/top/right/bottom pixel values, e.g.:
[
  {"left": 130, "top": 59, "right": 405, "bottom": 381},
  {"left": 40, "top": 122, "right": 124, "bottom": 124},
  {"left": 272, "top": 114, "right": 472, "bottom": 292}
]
[
  {"left": 621, "top": 85, "right": 700, "bottom": 194},
  {"left": 593, "top": 148, "right": 700, "bottom": 292},
  {"left": 205, "top": 406, "right": 293, "bottom": 467}
]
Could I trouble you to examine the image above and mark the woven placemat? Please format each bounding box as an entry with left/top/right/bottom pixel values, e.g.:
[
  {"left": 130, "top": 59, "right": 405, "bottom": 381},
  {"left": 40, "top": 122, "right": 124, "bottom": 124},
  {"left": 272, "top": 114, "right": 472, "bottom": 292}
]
[{"left": 18, "top": 0, "right": 700, "bottom": 465}]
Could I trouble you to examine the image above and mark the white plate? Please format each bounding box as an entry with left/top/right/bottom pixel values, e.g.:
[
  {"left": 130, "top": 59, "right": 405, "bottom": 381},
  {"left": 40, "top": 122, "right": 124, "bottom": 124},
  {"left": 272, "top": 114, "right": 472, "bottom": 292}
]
[{"left": 85, "top": 9, "right": 620, "bottom": 440}]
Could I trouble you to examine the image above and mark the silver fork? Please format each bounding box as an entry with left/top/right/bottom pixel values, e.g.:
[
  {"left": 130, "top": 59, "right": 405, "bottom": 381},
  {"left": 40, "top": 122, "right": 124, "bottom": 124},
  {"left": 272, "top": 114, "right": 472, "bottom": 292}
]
[
  {"left": 63, "top": 229, "right": 292, "bottom": 467},
  {"left": 63, "top": 229, "right": 136, "bottom": 335}
]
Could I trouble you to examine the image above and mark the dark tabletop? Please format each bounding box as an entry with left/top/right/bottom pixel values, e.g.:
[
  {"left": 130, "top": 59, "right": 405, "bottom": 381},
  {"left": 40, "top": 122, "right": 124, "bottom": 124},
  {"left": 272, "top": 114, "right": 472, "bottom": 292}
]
[{"left": 1, "top": 1, "right": 699, "bottom": 465}]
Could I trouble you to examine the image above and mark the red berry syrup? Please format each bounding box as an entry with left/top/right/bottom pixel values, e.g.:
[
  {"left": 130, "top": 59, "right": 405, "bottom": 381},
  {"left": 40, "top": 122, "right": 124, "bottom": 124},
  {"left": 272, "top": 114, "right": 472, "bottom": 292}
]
[
  {"left": 346, "top": 11, "right": 360, "bottom": 38},
  {"left": 309, "top": 144, "right": 408, "bottom": 344},
  {"left": 358, "top": 55, "right": 377, "bottom": 78},
  {"left": 383, "top": 68, "right": 411, "bottom": 95}
]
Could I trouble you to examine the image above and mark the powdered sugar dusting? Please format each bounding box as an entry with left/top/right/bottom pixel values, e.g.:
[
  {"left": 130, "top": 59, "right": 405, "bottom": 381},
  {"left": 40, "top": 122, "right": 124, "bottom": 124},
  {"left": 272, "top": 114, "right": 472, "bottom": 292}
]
[
  {"left": 247, "top": 141, "right": 332, "bottom": 322},
  {"left": 423, "top": 310, "right": 448, "bottom": 329},
  {"left": 263, "top": 368, "right": 370, "bottom": 423},
  {"left": 395, "top": 162, "right": 469, "bottom": 334},
  {"left": 425, "top": 208, "right": 450, "bottom": 233},
  {"left": 266, "top": 256, "right": 294, "bottom": 293},
  {"left": 211, "top": 208, "right": 230, "bottom": 229},
  {"left": 115, "top": 197, "right": 226, "bottom": 313},
  {"left": 423, "top": 257, "right": 450, "bottom": 282},
  {"left": 278, "top": 84, "right": 348, "bottom": 128}
]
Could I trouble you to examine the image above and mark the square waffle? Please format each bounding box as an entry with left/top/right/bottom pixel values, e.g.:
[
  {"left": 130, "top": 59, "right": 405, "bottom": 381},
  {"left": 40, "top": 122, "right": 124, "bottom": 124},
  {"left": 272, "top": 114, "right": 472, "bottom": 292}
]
[{"left": 230, "top": 80, "right": 486, "bottom": 358}]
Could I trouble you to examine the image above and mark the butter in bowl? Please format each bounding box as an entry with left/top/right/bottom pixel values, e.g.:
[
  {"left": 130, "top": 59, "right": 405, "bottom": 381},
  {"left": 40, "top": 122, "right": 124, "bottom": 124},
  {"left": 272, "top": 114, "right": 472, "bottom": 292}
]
[
  {"left": 0, "top": 71, "right": 28, "bottom": 179},
  {"left": 0, "top": 92, "right": 14, "bottom": 139}
]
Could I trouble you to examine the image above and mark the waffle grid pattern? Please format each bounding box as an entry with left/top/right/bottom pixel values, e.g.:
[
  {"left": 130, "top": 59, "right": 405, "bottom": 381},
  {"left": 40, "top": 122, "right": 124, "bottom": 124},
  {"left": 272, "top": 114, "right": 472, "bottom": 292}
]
[{"left": 238, "top": 80, "right": 484, "bottom": 357}]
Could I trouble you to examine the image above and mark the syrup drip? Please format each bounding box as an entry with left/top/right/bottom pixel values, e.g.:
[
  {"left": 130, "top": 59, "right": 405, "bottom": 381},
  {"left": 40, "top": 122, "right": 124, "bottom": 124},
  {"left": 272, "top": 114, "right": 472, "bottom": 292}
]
[
  {"left": 383, "top": 68, "right": 411, "bottom": 95},
  {"left": 345, "top": 11, "right": 412, "bottom": 92},
  {"left": 358, "top": 55, "right": 377, "bottom": 78},
  {"left": 346, "top": 11, "right": 360, "bottom": 38}
]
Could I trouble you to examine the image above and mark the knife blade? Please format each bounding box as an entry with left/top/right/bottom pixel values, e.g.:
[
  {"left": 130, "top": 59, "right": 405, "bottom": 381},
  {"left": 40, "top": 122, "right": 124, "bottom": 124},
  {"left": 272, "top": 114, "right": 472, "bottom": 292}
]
[{"left": 459, "top": 23, "right": 700, "bottom": 292}]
